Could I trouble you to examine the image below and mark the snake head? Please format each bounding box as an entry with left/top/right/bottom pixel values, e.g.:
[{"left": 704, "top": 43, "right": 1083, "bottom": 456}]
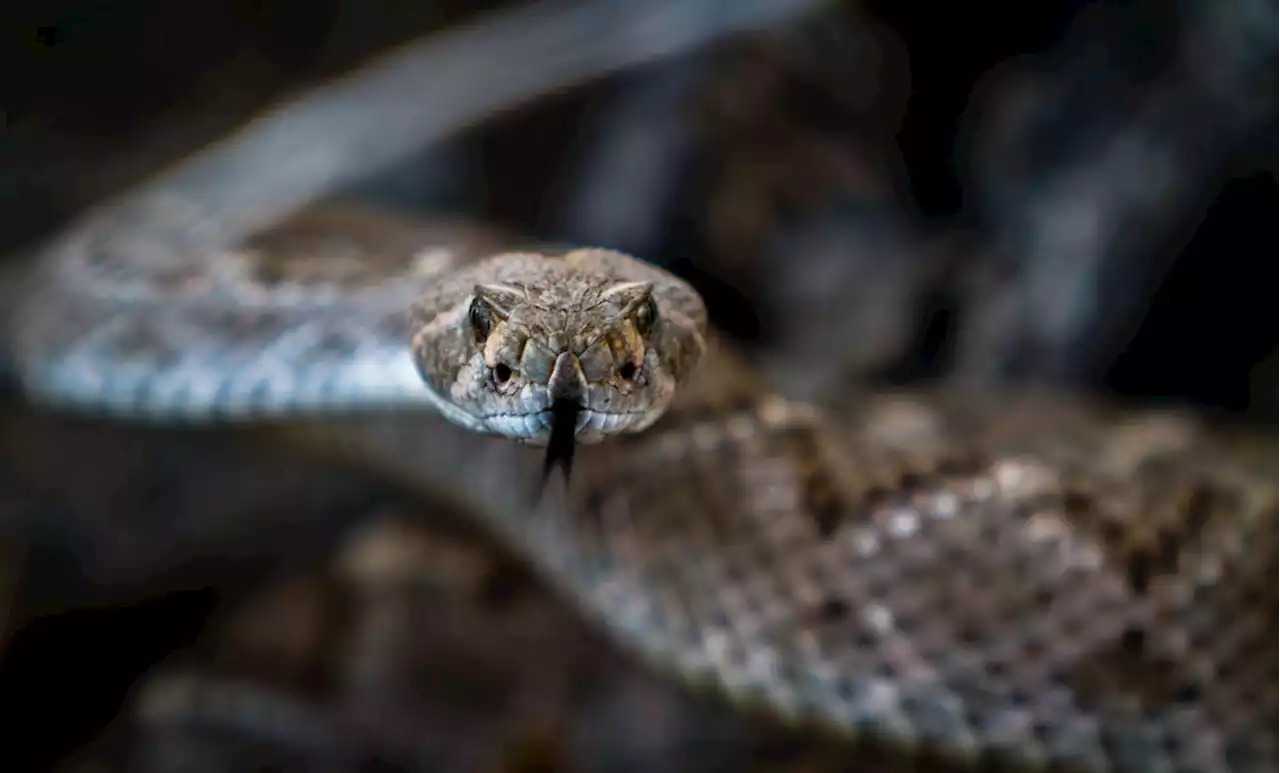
[{"left": 410, "top": 248, "right": 707, "bottom": 445}]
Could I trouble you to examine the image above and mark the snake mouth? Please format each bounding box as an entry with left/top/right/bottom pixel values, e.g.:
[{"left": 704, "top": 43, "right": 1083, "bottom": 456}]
[{"left": 481, "top": 405, "right": 651, "bottom": 443}]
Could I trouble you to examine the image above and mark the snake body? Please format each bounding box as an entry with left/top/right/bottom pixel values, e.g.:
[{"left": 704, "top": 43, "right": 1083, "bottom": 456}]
[{"left": 7, "top": 197, "right": 1276, "bottom": 772}]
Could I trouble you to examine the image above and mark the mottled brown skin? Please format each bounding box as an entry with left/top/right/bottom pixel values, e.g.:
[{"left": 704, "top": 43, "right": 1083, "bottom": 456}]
[
  {"left": 254, "top": 372, "right": 1274, "bottom": 773},
  {"left": 11, "top": 203, "right": 1277, "bottom": 773}
]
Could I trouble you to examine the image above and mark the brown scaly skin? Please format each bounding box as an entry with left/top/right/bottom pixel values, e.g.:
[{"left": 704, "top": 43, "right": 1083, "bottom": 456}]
[
  {"left": 10, "top": 205, "right": 1277, "bottom": 772},
  {"left": 293, "top": 334, "right": 1278, "bottom": 773}
]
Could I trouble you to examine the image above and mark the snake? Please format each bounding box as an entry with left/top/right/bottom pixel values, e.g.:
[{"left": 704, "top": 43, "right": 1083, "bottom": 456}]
[
  {"left": 4, "top": 15, "right": 1277, "bottom": 773},
  {"left": 8, "top": 198, "right": 1277, "bottom": 773}
]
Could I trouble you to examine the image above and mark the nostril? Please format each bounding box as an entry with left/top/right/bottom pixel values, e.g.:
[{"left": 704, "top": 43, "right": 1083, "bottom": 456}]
[
  {"left": 494, "top": 363, "right": 512, "bottom": 383},
  {"left": 619, "top": 362, "right": 637, "bottom": 380}
]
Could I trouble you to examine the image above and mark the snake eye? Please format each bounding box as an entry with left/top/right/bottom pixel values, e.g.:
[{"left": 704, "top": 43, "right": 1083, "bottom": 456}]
[
  {"left": 619, "top": 362, "right": 638, "bottom": 381},
  {"left": 493, "top": 363, "right": 512, "bottom": 383},
  {"left": 469, "top": 296, "right": 495, "bottom": 343},
  {"left": 634, "top": 296, "right": 658, "bottom": 337}
]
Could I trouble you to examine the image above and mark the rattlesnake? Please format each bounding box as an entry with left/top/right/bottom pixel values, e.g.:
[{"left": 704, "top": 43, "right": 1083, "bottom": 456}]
[
  {"left": 8, "top": 199, "right": 1276, "bottom": 772},
  {"left": 4, "top": 9, "right": 1276, "bottom": 772}
]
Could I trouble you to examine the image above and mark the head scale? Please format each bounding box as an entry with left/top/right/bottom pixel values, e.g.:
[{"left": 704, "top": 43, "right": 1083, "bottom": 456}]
[{"left": 409, "top": 248, "right": 707, "bottom": 445}]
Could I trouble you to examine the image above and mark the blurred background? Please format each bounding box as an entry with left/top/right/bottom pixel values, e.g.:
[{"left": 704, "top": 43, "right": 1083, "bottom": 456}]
[{"left": 0, "top": 1, "right": 1274, "bottom": 770}]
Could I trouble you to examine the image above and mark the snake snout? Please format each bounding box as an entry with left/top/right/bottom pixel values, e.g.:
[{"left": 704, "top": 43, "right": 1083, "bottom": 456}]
[{"left": 548, "top": 351, "right": 587, "bottom": 407}]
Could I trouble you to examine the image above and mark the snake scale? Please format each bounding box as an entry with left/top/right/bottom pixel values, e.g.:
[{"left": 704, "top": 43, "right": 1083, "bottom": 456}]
[
  {"left": 3, "top": 10, "right": 1277, "bottom": 770},
  {"left": 7, "top": 199, "right": 1276, "bottom": 772}
]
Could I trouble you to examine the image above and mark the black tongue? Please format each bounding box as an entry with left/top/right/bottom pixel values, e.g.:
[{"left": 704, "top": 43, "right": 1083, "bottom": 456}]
[{"left": 539, "top": 398, "right": 580, "bottom": 494}]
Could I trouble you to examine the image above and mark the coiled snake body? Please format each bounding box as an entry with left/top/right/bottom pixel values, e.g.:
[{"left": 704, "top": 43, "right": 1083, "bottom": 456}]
[{"left": 7, "top": 196, "right": 1276, "bottom": 773}]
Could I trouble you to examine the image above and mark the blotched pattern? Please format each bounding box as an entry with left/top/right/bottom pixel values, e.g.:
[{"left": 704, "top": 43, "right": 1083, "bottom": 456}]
[
  {"left": 299, "top": 380, "right": 1277, "bottom": 773},
  {"left": 9, "top": 204, "right": 1276, "bottom": 772}
]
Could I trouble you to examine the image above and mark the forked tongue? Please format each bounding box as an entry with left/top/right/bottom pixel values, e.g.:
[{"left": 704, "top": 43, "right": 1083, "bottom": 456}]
[{"left": 538, "top": 398, "right": 580, "bottom": 496}]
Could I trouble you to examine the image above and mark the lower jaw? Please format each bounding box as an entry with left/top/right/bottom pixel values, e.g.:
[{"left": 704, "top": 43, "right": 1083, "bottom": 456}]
[{"left": 485, "top": 408, "right": 650, "bottom": 445}]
